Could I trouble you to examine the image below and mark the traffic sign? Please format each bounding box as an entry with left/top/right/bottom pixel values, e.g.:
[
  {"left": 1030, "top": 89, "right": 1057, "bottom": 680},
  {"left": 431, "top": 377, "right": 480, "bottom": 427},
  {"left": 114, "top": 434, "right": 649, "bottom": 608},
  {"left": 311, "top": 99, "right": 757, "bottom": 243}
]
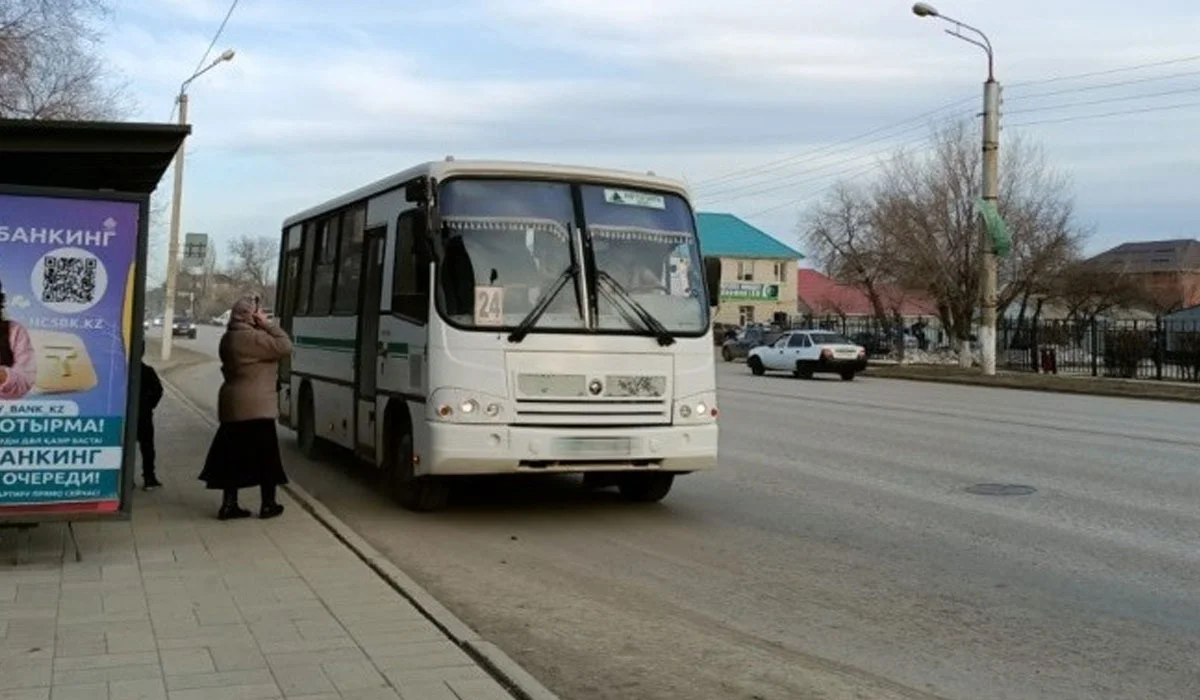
[{"left": 182, "top": 232, "right": 208, "bottom": 269}]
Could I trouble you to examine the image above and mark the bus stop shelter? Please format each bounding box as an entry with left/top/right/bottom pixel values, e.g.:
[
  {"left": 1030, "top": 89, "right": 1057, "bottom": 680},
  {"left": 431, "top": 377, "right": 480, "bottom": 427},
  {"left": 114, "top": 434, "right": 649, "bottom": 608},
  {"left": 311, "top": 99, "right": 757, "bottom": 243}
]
[{"left": 0, "top": 118, "right": 189, "bottom": 549}]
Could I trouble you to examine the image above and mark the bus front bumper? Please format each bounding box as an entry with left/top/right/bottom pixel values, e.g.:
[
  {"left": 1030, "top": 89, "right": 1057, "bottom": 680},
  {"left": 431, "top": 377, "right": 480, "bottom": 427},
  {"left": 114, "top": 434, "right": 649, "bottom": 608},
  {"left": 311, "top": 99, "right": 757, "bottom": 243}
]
[{"left": 421, "top": 422, "right": 719, "bottom": 476}]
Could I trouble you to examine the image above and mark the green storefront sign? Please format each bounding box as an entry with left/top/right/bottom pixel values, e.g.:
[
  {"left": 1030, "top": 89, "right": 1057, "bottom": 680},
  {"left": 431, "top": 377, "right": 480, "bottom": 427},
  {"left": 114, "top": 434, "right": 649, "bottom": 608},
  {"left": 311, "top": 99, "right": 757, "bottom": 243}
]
[{"left": 721, "top": 282, "right": 780, "bottom": 301}]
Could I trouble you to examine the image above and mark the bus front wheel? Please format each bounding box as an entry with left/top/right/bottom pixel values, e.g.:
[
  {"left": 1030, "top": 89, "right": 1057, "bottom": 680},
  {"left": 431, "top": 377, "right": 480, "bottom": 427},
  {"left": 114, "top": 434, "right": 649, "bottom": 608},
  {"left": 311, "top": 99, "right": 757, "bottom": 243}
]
[
  {"left": 384, "top": 427, "right": 449, "bottom": 512},
  {"left": 618, "top": 473, "right": 675, "bottom": 503}
]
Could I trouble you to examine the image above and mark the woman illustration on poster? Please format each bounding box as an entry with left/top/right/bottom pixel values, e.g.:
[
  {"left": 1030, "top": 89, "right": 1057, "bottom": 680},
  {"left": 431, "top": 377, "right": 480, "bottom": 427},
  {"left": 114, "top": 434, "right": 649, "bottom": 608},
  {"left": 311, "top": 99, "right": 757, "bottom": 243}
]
[{"left": 0, "top": 276, "right": 37, "bottom": 400}]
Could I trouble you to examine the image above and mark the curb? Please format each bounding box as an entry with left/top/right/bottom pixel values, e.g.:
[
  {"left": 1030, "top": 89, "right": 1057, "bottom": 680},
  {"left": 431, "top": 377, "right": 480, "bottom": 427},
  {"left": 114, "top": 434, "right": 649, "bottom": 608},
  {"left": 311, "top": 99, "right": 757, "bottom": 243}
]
[{"left": 162, "top": 380, "right": 562, "bottom": 700}]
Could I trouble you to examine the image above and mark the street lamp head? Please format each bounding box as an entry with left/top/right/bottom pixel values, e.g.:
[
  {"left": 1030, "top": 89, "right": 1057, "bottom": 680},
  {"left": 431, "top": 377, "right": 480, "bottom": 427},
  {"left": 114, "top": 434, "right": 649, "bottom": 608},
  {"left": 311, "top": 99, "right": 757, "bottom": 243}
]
[
  {"left": 219, "top": 49, "right": 236, "bottom": 62},
  {"left": 912, "top": 2, "right": 940, "bottom": 17}
]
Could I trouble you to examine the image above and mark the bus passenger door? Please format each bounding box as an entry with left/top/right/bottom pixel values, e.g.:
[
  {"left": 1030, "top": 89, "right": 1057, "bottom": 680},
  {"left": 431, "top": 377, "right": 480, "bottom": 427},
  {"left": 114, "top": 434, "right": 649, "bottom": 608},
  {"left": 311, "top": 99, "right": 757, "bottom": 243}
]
[{"left": 355, "top": 226, "right": 387, "bottom": 461}]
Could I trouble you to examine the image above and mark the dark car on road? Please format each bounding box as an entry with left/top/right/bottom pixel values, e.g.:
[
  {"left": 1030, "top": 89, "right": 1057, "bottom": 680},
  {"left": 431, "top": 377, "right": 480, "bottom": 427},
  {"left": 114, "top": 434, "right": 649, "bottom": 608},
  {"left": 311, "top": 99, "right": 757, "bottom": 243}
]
[
  {"left": 721, "top": 326, "right": 783, "bottom": 361},
  {"left": 172, "top": 315, "right": 198, "bottom": 340}
]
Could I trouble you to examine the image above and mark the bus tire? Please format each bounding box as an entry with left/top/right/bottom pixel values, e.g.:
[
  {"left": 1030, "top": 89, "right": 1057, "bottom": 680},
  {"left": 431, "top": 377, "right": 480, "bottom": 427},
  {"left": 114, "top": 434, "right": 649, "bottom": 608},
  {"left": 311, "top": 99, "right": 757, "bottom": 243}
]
[
  {"left": 296, "top": 383, "right": 320, "bottom": 458},
  {"left": 383, "top": 412, "right": 449, "bottom": 512},
  {"left": 618, "top": 472, "right": 674, "bottom": 503}
]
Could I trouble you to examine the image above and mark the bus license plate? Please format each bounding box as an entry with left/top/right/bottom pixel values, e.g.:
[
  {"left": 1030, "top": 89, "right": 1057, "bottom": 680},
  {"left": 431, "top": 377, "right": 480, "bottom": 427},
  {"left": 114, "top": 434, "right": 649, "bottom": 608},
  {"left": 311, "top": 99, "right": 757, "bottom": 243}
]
[{"left": 554, "top": 437, "right": 632, "bottom": 457}]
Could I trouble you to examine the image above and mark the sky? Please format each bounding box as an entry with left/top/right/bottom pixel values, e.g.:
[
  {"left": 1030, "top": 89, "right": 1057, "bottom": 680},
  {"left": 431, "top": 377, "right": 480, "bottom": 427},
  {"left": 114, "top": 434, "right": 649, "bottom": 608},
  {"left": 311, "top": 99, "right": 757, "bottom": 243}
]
[{"left": 103, "top": 0, "right": 1200, "bottom": 278}]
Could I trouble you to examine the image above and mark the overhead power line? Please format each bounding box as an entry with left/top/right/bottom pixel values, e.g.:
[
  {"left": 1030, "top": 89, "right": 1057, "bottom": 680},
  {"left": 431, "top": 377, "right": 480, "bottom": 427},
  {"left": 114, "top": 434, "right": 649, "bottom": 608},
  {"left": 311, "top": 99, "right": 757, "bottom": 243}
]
[
  {"left": 695, "top": 53, "right": 1200, "bottom": 195},
  {"left": 1005, "top": 84, "right": 1200, "bottom": 115},
  {"left": 1007, "top": 100, "right": 1200, "bottom": 127},
  {"left": 1005, "top": 53, "right": 1200, "bottom": 89},
  {"left": 1005, "top": 68, "right": 1200, "bottom": 102}
]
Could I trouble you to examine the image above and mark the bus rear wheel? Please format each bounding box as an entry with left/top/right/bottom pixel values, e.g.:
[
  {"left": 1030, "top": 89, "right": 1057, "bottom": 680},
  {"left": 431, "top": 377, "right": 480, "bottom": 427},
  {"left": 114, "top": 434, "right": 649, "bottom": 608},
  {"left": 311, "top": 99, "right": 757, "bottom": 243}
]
[
  {"left": 618, "top": 473, "right": 675, "bottom": 503},
  {"left": 297, "top": 386, "right": 319, "bottom": 458},
  {"left": 383, "top": 429, "right": 449, "bottom": 512}
]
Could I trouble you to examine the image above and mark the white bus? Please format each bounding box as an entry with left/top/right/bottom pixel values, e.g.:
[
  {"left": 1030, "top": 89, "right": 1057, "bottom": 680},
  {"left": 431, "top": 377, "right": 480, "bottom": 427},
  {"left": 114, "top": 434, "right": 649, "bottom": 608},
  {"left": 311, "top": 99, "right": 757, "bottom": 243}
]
[{"left": 274, "top": 159, "right": 722, "bottom": 510}]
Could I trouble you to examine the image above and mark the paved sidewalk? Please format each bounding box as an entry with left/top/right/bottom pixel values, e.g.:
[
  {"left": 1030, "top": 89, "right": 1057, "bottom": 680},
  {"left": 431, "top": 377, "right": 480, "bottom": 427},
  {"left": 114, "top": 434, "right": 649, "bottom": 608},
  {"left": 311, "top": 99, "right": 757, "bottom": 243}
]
[{"left": 0, "top": 392, "right": 515, "bottom": 700}]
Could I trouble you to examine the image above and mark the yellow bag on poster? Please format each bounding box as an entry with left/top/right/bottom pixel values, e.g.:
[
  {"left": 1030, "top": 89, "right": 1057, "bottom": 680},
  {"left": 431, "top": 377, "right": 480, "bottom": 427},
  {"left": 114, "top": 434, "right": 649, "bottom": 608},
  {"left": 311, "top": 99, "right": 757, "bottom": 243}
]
[{"left": 28, "top": 330, "right": 99, "bottom": 395}]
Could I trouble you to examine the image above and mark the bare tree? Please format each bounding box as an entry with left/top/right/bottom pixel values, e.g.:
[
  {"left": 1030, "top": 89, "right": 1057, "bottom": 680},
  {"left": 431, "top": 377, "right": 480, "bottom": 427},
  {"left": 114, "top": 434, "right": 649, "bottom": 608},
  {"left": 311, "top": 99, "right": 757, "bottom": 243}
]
[
  {"left": 225, "top": 235, "right": 279, "bottom": 295},
  {"left": 1053, "top": 260, "right": 1145, "bottom": 322},
  {"left": 802, "top": 182, "right": 898, "bottom": 334},
  {"left": 868, "top": 121, "right": 1086, "bottom": 366},
  {"left": 0, "top": 0, "right": 127, "bottom": 119}
]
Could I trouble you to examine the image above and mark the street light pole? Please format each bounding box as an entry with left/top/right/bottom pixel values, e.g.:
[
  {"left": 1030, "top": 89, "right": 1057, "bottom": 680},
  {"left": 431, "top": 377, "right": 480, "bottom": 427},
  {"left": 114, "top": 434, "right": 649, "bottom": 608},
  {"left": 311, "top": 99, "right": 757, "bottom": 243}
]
[
  {"left": 160, "top": 49, "right": 235, "bottom": 361},
  {"left": 912, "top": 2, "right": 1000, "bottom": 375}
]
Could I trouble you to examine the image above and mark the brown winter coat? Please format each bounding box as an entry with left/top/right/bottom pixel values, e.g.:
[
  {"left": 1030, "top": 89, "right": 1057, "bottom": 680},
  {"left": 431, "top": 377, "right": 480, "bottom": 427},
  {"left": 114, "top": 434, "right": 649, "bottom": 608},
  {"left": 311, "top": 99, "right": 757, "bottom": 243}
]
[{"left": 217, "top": 321, "right": 292, "bottom": 423}]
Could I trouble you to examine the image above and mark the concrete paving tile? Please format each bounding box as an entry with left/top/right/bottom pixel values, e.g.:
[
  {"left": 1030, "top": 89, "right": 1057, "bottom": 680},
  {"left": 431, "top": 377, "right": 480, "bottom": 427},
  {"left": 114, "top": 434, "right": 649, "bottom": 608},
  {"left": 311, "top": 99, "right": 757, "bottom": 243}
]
[
  {"left": 258, "top": 638, "right": 357, "bottom": 655},
  {"left": 393, "top": 681, "right": 458, "bottom": 700},
  {"left": 265, "top": 648, "right": 368, "bottom": 670},
  {"left": 158, "top": 649, "right": 214, "bottom": 676},
  {"left": 445, "top": 678, "right": 512, "bottom": 700},
  {"left": 49, "top": 683, "right": 108, "bottom": 700},
  {"left": 208, "top": 645, "right": 267, "bottom": 672},
  {"left": 105, "top": 631, "right": 157, "bottom": 654},
  {"left": 108, "top": 679, "right": 167, "bottom": 700},
  {"left": 384, "top": 666, "right": 492, "bottom": 689},
  {"left": 53, "top": 652, "right": 159, "bottom": 671},
  {"left": 51, "top": 664, "right": 161, "bottom": 686},
  {"left": 166, "top": 683, "right": 281, "bottom": 700},
  {"left": 342, "top": 690, "right": 405, "bottom": 700},
  {"left": 368, "top": 648, "right": 474, "bottom": 673},
  {"left": 0, "top": 688, "right": 51, "bottom": 700},
  {"left": 320, "top": 660, "right": 387, "bottom": 692},
  {"left": 165, "top": 669, "right": 275, "bottom": 691},
  {"left": 269, "top": 664, "right": 335, "bottom": 696},
  {"left": 0, "top": 660, "right": 52, "bottom": 689}
]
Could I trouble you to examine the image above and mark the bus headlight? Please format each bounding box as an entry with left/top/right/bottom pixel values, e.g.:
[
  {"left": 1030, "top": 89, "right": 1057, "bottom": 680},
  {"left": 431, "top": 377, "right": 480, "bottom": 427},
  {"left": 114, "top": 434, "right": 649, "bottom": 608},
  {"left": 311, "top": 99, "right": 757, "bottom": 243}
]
[
  {"left": 429, "top": 388, "right": 508, "bottom": 423},
  {"left": 676, "top": 392, "right": 717, "bottom": 424}
]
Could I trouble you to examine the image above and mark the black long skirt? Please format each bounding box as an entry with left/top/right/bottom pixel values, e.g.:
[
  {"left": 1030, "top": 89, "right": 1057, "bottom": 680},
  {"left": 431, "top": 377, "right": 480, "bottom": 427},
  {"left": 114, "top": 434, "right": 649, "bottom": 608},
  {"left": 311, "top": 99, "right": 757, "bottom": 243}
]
[{"left": 198, "top": 418, "right": 289, "bottom": 490}]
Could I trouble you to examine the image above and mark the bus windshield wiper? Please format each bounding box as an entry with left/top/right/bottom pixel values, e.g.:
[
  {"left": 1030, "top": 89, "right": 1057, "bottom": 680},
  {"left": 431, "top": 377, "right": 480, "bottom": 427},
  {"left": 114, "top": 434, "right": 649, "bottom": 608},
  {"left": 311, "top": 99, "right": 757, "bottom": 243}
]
[
  {"left": 595, "top": 271, "right": 675, "bottom": 347},
  {"left": 508, "top": 265, "right": 577, "bottom": 343}
]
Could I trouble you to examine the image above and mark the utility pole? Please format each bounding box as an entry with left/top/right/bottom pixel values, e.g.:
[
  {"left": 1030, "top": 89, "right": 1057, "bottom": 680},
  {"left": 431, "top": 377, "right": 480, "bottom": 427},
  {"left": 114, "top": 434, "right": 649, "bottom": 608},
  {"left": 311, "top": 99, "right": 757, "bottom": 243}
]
[
  {"left": 160, "top": 92, "right": 188, "bottom": 362},
  {"left": 912, "top": 3, "right": 1001, "bottom": 375},
  {"left": 159, "top": 49, "right": 235, "bottom": 361},
  {"left": 980, "top": 77, "right": 1001, "bottom": 376}
]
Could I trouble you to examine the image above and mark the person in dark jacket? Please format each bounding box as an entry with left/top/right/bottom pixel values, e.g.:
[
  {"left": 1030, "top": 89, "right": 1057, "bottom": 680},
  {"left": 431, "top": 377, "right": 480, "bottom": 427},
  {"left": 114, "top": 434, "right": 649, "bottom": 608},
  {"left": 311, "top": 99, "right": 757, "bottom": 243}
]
[{"left": 139, "top": 361, "right": 164, "bottom": 490}]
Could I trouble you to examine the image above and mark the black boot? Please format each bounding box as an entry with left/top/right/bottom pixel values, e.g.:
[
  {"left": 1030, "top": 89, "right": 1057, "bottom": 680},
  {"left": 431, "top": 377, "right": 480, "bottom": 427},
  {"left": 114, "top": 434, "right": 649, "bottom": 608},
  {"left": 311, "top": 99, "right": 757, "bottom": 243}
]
[
  {"left": 259, "top": 484, "right": 284, "bottom": 520},
  {"left": 218, "top": 489, "right": 251, "bottom": 521}
]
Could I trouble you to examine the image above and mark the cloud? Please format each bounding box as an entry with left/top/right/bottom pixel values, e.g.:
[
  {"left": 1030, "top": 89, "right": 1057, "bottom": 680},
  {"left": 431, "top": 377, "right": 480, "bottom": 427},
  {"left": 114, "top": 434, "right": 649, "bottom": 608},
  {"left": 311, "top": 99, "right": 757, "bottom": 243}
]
[{"left": 110, "top": 0, "right": 1200, "bottom": 267}]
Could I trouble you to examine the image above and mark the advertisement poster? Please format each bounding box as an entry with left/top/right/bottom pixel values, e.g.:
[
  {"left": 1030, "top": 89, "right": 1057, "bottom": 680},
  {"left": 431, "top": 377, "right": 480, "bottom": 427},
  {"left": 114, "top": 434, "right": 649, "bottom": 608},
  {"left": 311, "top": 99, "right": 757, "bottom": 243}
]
[{"left": 0, "top": 193, "right": 139, "bottom": 516}]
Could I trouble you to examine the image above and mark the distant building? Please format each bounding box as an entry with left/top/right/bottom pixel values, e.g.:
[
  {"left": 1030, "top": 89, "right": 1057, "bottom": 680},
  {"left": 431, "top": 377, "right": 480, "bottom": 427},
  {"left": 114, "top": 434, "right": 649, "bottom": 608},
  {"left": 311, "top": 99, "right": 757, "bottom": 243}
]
[
  {"left": 1086, "top": 238, "right": 1200, "bottom": 312},
  {"left": 696, "top": 213, "right": 803, "bottom": 327},
  {"left": 796, "top": 269, "right": 936, "bottom": 324}
]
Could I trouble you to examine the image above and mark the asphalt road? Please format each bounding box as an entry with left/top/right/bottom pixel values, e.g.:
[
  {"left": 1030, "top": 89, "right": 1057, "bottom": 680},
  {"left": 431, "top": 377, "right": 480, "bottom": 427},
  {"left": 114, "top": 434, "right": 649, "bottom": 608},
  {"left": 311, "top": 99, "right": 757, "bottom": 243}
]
[{"left": 165, "top": 325, "right": 1200, "bottom": 700}]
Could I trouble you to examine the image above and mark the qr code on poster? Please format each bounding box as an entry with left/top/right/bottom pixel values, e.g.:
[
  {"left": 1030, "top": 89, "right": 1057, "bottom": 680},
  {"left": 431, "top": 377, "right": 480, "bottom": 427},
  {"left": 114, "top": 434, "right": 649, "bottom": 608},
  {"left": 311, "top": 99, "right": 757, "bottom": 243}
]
[{"left": 42, "top": 255, "right": 98, "bottom": 304}]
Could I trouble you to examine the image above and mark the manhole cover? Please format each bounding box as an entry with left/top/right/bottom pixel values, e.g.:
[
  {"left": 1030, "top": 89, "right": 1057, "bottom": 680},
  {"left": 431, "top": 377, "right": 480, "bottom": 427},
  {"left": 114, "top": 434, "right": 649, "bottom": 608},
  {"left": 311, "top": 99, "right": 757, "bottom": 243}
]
[{"left": 965, "top": 483, "right": 1037, "bottom": 496}]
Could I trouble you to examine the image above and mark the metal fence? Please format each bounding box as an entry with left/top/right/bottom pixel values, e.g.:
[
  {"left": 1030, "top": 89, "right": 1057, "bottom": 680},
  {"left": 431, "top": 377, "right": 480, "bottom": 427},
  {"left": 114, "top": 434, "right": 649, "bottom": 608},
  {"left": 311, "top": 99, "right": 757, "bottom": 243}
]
[{"left": 998, "top": 317, "right": 1200, "bottom": 382}]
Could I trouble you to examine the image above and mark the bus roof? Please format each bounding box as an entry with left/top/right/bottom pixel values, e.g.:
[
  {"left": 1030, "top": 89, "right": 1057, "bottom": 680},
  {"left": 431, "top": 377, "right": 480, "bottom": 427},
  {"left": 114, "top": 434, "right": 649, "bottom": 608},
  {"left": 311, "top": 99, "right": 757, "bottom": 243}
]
[{"left": 281, "top": 159, "right": 692, "bottom": 228}]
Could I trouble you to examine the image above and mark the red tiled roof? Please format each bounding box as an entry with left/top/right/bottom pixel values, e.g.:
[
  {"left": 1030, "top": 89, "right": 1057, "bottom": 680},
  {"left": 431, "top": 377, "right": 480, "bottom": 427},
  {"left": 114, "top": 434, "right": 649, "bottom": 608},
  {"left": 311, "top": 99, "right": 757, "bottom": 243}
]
[{"left": 797, "top": 269, "right": 937, "bottom": 317}]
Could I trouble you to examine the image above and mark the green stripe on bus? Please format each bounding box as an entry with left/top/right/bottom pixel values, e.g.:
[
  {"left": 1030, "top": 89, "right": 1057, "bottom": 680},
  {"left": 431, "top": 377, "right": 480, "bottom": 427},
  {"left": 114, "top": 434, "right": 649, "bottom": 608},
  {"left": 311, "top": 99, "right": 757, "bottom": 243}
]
[
  {"left": 294, "top": 337, "right": 411, "bottom": 357},
  {"left": 295, "top": 336, "right": 356, "bottom": 352}
]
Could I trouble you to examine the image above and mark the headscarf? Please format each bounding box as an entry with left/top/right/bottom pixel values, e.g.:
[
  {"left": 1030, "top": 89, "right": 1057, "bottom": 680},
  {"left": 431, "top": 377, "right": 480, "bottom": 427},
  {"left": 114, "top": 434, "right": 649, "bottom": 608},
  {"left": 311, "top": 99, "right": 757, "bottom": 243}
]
[{"left": 228, "top": 296, "right": 257, "bottom": 330}]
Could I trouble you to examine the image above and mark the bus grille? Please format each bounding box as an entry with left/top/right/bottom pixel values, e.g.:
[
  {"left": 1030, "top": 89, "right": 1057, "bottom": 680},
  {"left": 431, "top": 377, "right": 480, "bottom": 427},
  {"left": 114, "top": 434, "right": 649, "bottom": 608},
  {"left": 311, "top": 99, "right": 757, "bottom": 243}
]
[{"left": 513, "top": 398, "right": 670, "bottom": 426}]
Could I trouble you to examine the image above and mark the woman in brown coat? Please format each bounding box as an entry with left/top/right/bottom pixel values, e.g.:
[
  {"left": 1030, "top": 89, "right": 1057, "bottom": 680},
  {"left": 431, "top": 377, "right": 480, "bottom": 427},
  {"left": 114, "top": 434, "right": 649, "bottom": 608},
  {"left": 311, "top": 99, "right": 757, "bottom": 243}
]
[{"left": 199, "top": 296, "right": 293, "bottom": 520}]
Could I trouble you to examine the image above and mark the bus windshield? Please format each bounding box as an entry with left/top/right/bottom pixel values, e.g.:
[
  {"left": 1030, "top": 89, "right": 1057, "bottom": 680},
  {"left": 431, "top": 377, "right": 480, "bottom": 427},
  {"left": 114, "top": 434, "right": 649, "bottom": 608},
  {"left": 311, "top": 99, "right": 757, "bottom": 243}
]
[
  {"left": 436, "top": 178, "right": 707, "bottom": 336},
  {"left": 437, "top": 179, "right": 583, "bottom": 331},
  {"left": 579, "top": 184, "right": 706, "bottom": 335}
]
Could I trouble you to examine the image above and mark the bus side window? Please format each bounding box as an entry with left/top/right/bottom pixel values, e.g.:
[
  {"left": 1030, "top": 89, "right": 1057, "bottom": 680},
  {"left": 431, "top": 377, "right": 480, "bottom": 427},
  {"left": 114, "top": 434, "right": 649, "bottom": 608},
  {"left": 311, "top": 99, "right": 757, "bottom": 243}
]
[
  {"left": 311, "top": 216, "right": 340, "bottom": 316},
  {"left": 297, "top": 222, "right": 316, "bottom": 315},
  {"left": 392, "top": 209, "right": 430, "bottom": 324}
]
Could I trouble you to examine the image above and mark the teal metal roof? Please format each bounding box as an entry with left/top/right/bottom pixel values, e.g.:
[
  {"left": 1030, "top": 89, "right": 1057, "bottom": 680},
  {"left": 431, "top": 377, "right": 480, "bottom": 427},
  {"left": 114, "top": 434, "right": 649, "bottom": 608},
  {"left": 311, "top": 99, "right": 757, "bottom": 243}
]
[{"left": 696, "top": 212, "right": 804, "bottom": 260}]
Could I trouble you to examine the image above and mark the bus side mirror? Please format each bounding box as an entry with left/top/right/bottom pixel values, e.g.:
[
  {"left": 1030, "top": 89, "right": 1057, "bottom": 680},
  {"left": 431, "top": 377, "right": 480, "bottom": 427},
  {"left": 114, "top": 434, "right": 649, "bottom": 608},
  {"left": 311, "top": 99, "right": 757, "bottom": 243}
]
[{"left": 704, "top": 256, "right": 721, "bottom": 308}]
